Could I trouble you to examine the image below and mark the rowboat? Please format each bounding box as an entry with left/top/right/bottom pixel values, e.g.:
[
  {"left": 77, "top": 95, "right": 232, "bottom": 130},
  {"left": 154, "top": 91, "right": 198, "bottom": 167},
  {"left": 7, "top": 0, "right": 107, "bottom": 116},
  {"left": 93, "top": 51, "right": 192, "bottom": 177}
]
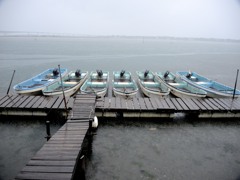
[
  {"left": 113, "top": 70, "right": 138, "bottom": 98},
  {"left": 177, "top": 71, "right": 240, "bottom": 98},
  {"left": 136, "top": 70, "right": 170, "bottom": 98},
  {"left": 13, "top": 68, "right": 68, "bottom": 95},
  {"left": 155, "top": 71, "right": 207, "bottom": 98},
  {"left": 80, "top": 70, "right": 109, "bottom": 98},
  {"left": 42, "top": 70, "right": 88, "bottom": 97}
]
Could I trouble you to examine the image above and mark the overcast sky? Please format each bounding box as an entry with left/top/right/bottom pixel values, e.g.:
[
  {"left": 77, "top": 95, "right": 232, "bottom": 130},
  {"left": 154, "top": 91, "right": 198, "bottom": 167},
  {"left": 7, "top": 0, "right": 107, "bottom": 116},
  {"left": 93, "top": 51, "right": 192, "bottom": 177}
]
[{"left": 0, "top": 0, "right": 240, "bottom": 39}]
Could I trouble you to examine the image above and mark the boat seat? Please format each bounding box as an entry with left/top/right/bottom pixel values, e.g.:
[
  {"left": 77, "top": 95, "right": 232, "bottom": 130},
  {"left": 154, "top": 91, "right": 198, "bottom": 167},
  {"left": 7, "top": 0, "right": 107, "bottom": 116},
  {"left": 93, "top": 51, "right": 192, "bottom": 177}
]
[
  {"left": 64, "top": 82, "right": 78, "bottom": 85},
  {"left": 143, "top": 82, "right": 155, "bottom": 85},
  {"left": 196, "top": 82, "right": 211, "bottom": 86},
  {"left": 168, "top": 83, "right": 182, "bottom": 86}
]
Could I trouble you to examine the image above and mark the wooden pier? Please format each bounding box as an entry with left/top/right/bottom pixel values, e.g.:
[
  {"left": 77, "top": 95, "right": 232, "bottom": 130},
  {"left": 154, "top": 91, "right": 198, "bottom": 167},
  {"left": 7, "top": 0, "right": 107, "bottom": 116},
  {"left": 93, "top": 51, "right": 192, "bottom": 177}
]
[
  {"left": 96, "top": 97, "right": 240, "bottom": 118},
  {"left": 0, "top": 93, "right": 239, "bottom": 179},
  {"left": 15, "top": 94, "right": 96, "bottom": 180},
  {"left": 0, "top": 94, "right": 73, "bottom": 116}
]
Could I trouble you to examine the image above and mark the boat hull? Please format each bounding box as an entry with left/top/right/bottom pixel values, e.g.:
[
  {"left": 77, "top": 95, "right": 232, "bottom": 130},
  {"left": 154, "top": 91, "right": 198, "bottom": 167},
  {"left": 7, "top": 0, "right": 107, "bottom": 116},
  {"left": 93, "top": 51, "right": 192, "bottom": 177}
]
[
  {"left": 113, "top": 88, "right": 138, "bottom": 99},
  {"left": 43, "top": 71, "right": 88, "bottom": 97},
  {"left": 177, "top": 71, "right": 240, "bottom": 98},
  {"left": 13, "top": 68, "right": 68, "bottom": 95},
  {"left": 112, "top": 71, "right": 138, "bottom": 99},
  {"left": 80, "top": 71, "right": 109, "bottom": 98},
  {"left": 155, "top": 71, "right": 207, "bottom": 98},
  {"left": 138, "top": 79, "right": 169, "bottom": 98}
]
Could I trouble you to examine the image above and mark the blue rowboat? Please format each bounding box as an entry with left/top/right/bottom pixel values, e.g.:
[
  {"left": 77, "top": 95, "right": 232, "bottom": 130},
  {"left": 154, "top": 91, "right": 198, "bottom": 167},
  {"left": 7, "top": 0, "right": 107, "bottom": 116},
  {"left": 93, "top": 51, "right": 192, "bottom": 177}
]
[
  {"left": 113, "top": 70, "right": 138, "bottom": 98},
  {"left": 80, "top": 70, "right": 109, "bottom": 98},
  {"left": 177, "top": 71, "right": 240, "bottom": 98},
  {"left": 155, "top": 71, "right": 207, "bottom": 98},
  {"left": 42, "top": 70, "right": 88, "bottom": 97},
  {"left": 13, "top": 68, "right": 68, "bottom": 95},
  {"left": 136, "top": 70, "right": 170, "bottom": 98}
]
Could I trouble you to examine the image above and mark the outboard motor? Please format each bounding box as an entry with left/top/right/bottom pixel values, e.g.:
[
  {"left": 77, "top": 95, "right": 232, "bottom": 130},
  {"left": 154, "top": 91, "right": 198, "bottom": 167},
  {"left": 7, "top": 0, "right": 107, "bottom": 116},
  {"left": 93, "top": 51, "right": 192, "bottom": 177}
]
[
  {"left": 164, "top": 71, "right": 169, "bottom": 78},
  {"left": 97, "top": 70, "right": 103, "bottom": 77},
  {"left": 75, "top": 69, "right": 81, "bottom": 77},
  {"left": 144, "top": 70, "right": 149, "bottom": 77},
  {"left": 120, "top": 70, "right": 125, "bottom": 77},
  {"left": 186, "top": 71, "right": 192, "bottom": 79},
  {"left": 53, "top": 68, "right": 59, "bottom": 76}
]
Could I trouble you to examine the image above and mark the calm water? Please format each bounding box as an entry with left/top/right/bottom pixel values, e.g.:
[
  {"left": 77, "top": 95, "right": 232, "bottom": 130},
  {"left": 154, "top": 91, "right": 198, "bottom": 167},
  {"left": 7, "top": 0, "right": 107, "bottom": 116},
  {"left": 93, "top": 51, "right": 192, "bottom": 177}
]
[{"left": 0, "top": 36, "right": 240, "bottom": 179}]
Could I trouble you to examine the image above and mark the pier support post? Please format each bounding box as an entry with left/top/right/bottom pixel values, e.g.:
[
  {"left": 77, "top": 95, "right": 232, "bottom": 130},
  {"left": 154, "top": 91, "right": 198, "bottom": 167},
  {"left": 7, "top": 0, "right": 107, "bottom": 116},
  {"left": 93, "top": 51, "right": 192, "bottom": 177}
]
[{"left": 45, "top": 121, "right": 51, "bottom": 141}]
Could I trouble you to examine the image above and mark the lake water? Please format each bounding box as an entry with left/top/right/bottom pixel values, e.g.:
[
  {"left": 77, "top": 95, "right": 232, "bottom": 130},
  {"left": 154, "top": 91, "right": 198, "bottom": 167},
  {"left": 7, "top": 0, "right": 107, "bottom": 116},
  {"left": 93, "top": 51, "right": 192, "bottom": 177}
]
[{"left": 0, "top": 36, "right": 240, "bottom": 180}]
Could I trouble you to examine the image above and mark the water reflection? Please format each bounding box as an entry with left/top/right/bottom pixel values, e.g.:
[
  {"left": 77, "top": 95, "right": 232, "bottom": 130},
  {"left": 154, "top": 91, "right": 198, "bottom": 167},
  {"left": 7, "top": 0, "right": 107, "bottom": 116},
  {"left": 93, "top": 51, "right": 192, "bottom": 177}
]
[
  {"left": 0, "top": 118, "right": 62, "bottom": 180},
  {"left": 86, "top": 118, "right": 240, "bottom": 180}
]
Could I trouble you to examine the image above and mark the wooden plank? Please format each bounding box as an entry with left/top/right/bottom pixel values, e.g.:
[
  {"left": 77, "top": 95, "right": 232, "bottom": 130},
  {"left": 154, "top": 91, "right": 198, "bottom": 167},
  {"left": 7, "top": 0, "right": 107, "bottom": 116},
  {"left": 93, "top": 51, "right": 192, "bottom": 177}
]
[
  {"left": 110, "top": 98, "right": 116, "bottom": 109},
  {"left": 175, "top": 98, "right": 189, "bottom": 110},
  {"left": 37, "top": 97, "right": 53, "bottom": 109},
  {"left": 196, "top": 99, "right": 213, "bottom": 110},
  {"left": 18, "top": 96, "right": 35, "bottom": 108},
  {"left": 169, "top": 98, "right": 183, "bottom": 110},
  {"left": 207, "top": 98, "right": 226, "bottom": 110},
  {"left": 115, "top": 97, "right": 121, "bottom": 109},
  {"left": 212, "top": 98, "right": 230, "bottom": 110},
  {"left": 22, "top": 166, "right": 74, "bottom": 173},
  {"left": 202, "top": 98, "right": 219, "bottom": 110},
  {"left": 44, "top": 96, "right": 58, "bottom": 109},
  {"left": 165, "top": 98, "right": 176, "bottom": 110},
  {"left": 218, "top": 98, "right": 239, "bottom": 110},
  {"left": 154, "top": 98, "right": 165, "bottom": 109},
  {"left": 181, "top": 98, "right": 199, "bottom": 111},
  {"left": 138, "top": 98, "right": 147, "bottom": 110},
  {"left": 133, "top": 98, "right": 140, "bottom": 109},
  {"left": 27, "top": 160, "right": 75, "bottom": 166},
  {"left": 35, "top": 150, "right": 80, "bottom": 157},
  {"left": 120, "top": 98, "right": 127, "bottom": 109},
  {"left": 104, "top": 97, "right": 110, "bottom": 109},
  {"left": 31, "top": 96, "right": 46, "bottom": 108},
  {"left": 95, "top": 99, "right": 104, "bottom": 108},
  {"left": 144, "top": 98, "right": 154, "bottom": 110},
  {"left": 67, "top": 97, "right": 74, "bottom": 109},
  {"left": 0, "top": 95, "right": 18, "bottom": 108},
  {"left": 59, "top": 97, "right": 72, "bottom": 110},
  {"left": 0, "top": 94, "right": 8, "bottom": 102},
  {"left": 149, "top": 98, "right": 158, "bottom": 109},
  {"left": 159, "top": 99, "right": 170, "bottom": 109},
  {"left": 52, "top": 97, "right": 63, "bottom": 109},
  {"left": 24, "top": 96, "right": 42, "bottom": 108},
  {"left": 191, "top": 98, "right": 207, "bottom": 110},
  {"left": 126, "top": 99, "right": 134, "bottom": 109},
  {"left": 12, "top": 95, "right": 29, "bottom": 108},
  {"left": 0, "top": 94, "right": 10, "bottom": 106},
  {"left": 5, "top": 95, "right": 23, "bottom": 108},
  {"left": 16, "top": 172, "right": 72, "bottom": 180}
]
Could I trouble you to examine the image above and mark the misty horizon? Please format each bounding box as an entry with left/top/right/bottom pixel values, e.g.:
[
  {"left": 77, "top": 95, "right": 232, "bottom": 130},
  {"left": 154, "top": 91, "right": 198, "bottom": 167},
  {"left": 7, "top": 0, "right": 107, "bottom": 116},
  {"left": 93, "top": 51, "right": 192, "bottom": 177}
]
[{"left": 0, "top": 0, "right": 240, "bottom": 39}]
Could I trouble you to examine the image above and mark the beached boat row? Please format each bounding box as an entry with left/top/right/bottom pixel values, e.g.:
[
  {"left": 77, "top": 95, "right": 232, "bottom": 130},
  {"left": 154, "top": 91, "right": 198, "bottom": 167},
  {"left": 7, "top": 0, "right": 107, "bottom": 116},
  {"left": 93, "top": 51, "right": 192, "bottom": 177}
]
[{"left": 13, "top": 68, "right": 240, "bottom": 98}]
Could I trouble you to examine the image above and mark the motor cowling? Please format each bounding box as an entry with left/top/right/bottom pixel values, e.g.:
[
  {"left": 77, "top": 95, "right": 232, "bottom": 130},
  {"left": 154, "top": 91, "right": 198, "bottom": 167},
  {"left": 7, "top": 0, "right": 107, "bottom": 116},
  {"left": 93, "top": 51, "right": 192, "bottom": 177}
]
[
  {"left": 53, "top": 68, "right": 59, "bottom": 76},
  {"left": 120, "top": 70, "right": 125, "bottom": 77},
  {"left": 75, "top": 69, "right": 81, "bottom": 77},
  {"left": 97, "top": 70, "right": 103, "bottom": 77},
  {"left": 144, "top": 70, "right": 149, "bottom": 77}
]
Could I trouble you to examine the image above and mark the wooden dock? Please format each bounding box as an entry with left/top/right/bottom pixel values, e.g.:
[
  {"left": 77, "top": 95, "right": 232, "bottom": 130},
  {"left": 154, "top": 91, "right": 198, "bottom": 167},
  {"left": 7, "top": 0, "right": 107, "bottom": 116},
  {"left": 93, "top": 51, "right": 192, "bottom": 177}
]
[
  {"left": 0, "top": 94, "right": 73, "bottom": 116},
  {"left": 15, "top": 94, "right": 96, "bottom": 180},
  {"left": 96, "top": 97, "right": 240, "bottom": 118},
  {"left": 0, "top": 93, "right": 237, "bottom": 179}
]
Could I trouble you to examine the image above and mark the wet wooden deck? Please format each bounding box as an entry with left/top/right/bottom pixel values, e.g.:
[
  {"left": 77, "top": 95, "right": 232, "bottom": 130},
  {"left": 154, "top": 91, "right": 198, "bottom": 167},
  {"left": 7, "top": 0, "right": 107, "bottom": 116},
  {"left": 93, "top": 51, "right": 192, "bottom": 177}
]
[
  {"left": 96, "top": 97, "right": 240, "bottom": 118},
  {"left": 0, "top": 94, "right": 73, "bottom": 116},
  {"left": 15, "top": 94, "right": 96, "bottom": 180}
]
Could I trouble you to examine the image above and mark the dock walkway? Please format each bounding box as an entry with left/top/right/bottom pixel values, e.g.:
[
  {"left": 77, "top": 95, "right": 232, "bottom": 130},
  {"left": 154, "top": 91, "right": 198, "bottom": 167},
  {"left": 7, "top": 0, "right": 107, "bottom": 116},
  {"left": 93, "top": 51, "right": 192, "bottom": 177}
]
[
  {"left": 0, "top": 94, "right": 73, "bottom": 116},
  {"left": 15, "top": 94, "right": 96, "bottom": 180},
  {"left": 96, "top": 97, "right": 240, "bottom": 118}
]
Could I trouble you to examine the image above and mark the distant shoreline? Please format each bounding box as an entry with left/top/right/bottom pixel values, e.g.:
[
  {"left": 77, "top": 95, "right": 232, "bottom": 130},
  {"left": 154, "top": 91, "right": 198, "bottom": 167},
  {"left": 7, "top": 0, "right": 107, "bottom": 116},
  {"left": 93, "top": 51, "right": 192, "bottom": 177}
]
[{"left": 0, "top": 32, "right": 240, "bottom": 43}]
